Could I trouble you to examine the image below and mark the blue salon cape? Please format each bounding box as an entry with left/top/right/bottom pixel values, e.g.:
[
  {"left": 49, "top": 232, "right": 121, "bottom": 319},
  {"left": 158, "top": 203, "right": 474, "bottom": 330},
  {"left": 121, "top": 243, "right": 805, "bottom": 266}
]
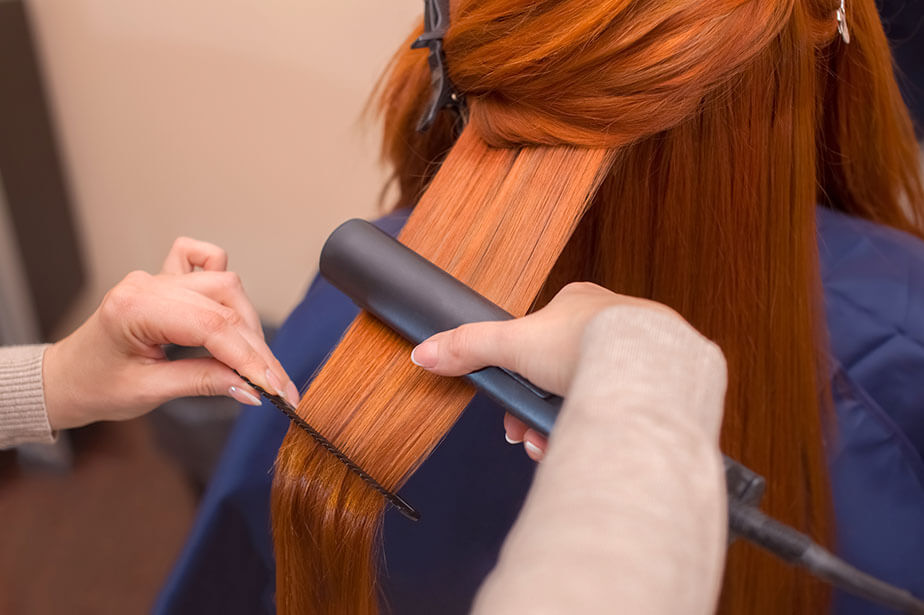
[{"left": 154, "top": 207, "right": 924, "bottom": 615}]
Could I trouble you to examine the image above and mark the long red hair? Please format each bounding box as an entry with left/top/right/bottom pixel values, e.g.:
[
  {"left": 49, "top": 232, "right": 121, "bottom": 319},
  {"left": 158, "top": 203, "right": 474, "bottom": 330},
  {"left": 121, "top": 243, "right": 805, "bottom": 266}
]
[{"left": 272, "top": 1, "right": 924, "bottom": 613}]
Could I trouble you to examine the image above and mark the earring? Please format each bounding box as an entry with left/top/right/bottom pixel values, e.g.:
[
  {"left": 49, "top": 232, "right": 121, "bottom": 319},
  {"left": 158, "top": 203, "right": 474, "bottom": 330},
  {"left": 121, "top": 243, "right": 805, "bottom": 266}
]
[{"left": 836, "top": 0, "right": 850, "bottom": 44}]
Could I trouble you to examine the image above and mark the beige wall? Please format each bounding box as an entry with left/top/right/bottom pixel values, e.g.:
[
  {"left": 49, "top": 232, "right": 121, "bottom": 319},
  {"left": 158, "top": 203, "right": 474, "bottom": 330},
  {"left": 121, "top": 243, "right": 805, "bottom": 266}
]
[{"left": 26, "top": 0, "right": 419, "bottom": 332}]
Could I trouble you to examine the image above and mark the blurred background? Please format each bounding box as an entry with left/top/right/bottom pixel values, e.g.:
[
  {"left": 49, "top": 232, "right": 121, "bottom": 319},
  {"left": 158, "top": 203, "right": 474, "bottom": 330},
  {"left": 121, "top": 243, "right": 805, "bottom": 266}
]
[
  {"left": 0, "top": 1, "right": 417, "bottom": 612},
  {"left": 0, "top": 0, "right": 921, "bottom": 613},
  {"left": 10, "top": 0, "right": 421, "bottom": 336}
]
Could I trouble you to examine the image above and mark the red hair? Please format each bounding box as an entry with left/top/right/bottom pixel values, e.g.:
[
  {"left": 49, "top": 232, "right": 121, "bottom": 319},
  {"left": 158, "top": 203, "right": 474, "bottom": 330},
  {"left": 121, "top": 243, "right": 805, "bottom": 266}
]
[{"left": 272, "top": 1, "right": 924, "bottom": 613}]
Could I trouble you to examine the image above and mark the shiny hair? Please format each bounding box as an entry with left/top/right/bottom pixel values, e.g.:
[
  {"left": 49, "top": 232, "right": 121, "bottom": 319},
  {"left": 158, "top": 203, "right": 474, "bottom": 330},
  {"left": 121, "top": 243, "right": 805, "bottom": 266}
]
[{"left": 272, "top": 1, "right": 924, "bottom": 613}]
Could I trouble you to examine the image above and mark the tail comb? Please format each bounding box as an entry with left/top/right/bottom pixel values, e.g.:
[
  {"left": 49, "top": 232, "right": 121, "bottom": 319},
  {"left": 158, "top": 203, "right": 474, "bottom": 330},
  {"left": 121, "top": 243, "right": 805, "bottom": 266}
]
[{"left": 236, "top": 372, "right": 420, "bottom": 522}]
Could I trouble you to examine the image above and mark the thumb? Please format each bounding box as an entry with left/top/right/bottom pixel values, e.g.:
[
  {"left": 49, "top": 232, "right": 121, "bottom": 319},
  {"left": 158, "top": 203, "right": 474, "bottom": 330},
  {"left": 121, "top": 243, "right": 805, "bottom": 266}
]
[
  {"left": 143, "top": 358, "right": 264, "bottom": 407},
  {"left": 411, "top": 320, "right": 521, "bottom": 377}
]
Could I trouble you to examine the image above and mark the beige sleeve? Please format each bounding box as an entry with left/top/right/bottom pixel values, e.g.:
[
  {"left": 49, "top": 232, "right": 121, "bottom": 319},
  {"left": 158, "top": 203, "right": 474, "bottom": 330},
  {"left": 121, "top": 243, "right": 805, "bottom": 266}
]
[
  {"left": 472, "top": 306, "right": 728, "bottom": 615},
  {"left": 0, "top": 344, "right": 55, "bottom": 449}
]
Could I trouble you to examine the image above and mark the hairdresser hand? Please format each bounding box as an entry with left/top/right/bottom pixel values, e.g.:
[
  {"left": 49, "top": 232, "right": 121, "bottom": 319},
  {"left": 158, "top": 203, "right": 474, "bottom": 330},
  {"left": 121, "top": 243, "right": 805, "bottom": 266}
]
[
  {"left": 411, "top": 282, "right": 683, "bottom": 460},
  {"left": 42, "top": 237, "right": 299, "bottom": 430}
]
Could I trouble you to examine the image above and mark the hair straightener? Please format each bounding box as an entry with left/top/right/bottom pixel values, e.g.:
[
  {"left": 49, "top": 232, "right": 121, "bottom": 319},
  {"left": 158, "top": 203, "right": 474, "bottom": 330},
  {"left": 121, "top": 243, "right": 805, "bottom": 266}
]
[{"left": 251, "top": 218, "right": 924, "bottom": 614}]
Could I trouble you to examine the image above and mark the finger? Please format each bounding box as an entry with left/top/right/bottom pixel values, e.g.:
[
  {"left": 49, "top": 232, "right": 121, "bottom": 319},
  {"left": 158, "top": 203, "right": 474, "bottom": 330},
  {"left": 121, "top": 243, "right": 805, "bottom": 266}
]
[
  {"left": 503, "top": 412, "right": 528, "bottom": 444},
  {"left": 184, "top": 297, "right": 297, "bottom": 404},
  {"left": 167, "top": 271, "right": 263, "bottom": 336},
  {"left": 145, "top": 278, "right": 291, "bottom": 400},
  {"left": 164, "top": 287, "right": 294, "bottom": 402},
  {"left": 140, "top": 358, "right": 264, "bottom": 407},
  {"left": 523, "top": 429, "right": 547, "bottom": 462},
  {"left": 161, "top": 237, "right": 229, "bottom": 274},
  {"left": 109, "top": 285, "right": 296, "bottom": 403},
  {"left": 410, "top": 320, "right": 520, "bottom": 377}
]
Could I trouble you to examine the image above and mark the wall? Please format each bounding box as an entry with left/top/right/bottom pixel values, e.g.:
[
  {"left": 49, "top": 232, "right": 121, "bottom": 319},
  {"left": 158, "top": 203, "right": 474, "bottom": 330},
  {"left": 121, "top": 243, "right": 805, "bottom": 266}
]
[{"left": 26, "top": 0, "right": 420, "bottom": 331}]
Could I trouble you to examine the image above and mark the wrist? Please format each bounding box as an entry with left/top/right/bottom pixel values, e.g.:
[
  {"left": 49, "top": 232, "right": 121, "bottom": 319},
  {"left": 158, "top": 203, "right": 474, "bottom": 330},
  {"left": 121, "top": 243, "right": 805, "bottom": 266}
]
[
  {"left": 571, "top": 305, "right": 728, "bottom": 442},
  {"left": 42, "top": 336, "right": 91, "bottom": 430}
]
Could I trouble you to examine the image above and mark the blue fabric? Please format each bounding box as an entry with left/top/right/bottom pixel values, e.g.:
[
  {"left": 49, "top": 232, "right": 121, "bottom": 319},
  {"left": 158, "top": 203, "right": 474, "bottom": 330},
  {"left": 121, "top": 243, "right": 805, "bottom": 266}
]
[
  {"left": 817, "top": 208, "right": 924, "bottom": 614},
  {"left": 155, "top": 207, "right": 924, "bottom": 614}
]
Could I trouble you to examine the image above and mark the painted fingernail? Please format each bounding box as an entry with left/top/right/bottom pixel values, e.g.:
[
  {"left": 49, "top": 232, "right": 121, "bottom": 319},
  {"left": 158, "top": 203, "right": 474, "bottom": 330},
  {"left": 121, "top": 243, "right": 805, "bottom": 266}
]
[
  {"left": 285, "top": 381, "right": 301, "bottom": 406},
  {"left": 229, "top": 385, "right": 262, "bottom": 406},
  {"left": 524, "top": 441, "right": 545, "bottom": 460},
  {"left": 411, "top": 341, "right": 438, "bottom": 368},
  {"left": 505, "top": 433, "right": 523, "bottom": 445},
  {"left": 265, "top": 369, "right": 285, "bottom": 398}
]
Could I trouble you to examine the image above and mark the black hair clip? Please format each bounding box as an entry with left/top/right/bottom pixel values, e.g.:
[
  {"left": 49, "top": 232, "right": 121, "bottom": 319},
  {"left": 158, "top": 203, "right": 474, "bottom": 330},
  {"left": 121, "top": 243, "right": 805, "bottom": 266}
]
[{"left": 411, "top": 0, "right": 466, "bottom": 133}]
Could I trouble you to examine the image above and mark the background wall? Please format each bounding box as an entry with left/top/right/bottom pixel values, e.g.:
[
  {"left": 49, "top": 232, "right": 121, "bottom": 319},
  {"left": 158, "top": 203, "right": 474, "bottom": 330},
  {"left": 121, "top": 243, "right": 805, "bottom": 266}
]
[{"left": 26, "top": 0, "right": 420, "bottom": 332}]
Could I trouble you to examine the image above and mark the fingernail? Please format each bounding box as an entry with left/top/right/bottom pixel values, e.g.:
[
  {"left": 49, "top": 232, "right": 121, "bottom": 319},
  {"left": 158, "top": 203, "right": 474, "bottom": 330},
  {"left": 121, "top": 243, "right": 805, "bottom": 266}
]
[
  {"left": 505, "top": 433, "right": 523, "bottom": 445},
  {"left": 229, "top": 385, "right": 262, "bottom": 406},
  {"left": 524, "top": 441, "right": 545, "bottom": 460},
  {"left": 285, "top": 381, "right": 301, "bottom": 406},
  {"left": 265, "top": 369, "right": 285, "bottom": 398},
  {"left": 411, "top": 341, "right": 438, "bottom": 368}
]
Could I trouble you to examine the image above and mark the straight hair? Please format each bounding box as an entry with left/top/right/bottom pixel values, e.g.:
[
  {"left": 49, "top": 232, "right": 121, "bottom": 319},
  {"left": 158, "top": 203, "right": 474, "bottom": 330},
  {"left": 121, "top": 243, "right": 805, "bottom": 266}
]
[{"left": 272, "top": 1, "right": 924, "bottom": 613}]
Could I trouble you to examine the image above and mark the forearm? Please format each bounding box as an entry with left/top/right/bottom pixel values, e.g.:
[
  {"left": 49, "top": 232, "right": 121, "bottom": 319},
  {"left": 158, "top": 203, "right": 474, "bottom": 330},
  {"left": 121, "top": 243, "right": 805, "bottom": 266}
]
[
  {"left": 473, "top": 306, "right": 728, "bottom": 615},
  {"left": 0, "top": 344, "right": 54, "bottom": 449}
]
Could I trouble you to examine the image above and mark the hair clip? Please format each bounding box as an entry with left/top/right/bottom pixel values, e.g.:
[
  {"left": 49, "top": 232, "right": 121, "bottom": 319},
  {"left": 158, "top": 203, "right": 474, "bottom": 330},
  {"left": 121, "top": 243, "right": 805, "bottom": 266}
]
[
  {"left": 836, "top": 0, "right": 850, "bottom": 44},
  {"left": 411, "top": 0, "right": 466, "bottom": 133}
]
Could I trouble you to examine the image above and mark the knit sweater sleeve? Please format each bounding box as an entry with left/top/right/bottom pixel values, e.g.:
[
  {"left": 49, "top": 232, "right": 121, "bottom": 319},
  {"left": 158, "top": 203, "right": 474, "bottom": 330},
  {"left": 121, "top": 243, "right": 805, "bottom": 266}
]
[
  {"left": 472, "top": 305, "right": 728, "bottom": 615},
  {"left": 0, "top": 344, "right": 55, "bottom": 449}
]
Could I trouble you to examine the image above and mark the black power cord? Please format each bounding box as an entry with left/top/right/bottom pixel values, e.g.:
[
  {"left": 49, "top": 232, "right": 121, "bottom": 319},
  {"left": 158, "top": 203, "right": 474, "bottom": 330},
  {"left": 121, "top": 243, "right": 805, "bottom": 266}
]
[{"left": 729, "top": 502, "right": 924, "bottom": 614}]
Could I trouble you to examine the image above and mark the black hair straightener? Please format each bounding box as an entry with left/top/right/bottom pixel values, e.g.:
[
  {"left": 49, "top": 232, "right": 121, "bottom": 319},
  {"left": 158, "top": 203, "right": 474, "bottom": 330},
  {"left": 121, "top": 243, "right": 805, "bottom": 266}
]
[{"left": 251, "top": 218, "right": 924, "bottom": 614}]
